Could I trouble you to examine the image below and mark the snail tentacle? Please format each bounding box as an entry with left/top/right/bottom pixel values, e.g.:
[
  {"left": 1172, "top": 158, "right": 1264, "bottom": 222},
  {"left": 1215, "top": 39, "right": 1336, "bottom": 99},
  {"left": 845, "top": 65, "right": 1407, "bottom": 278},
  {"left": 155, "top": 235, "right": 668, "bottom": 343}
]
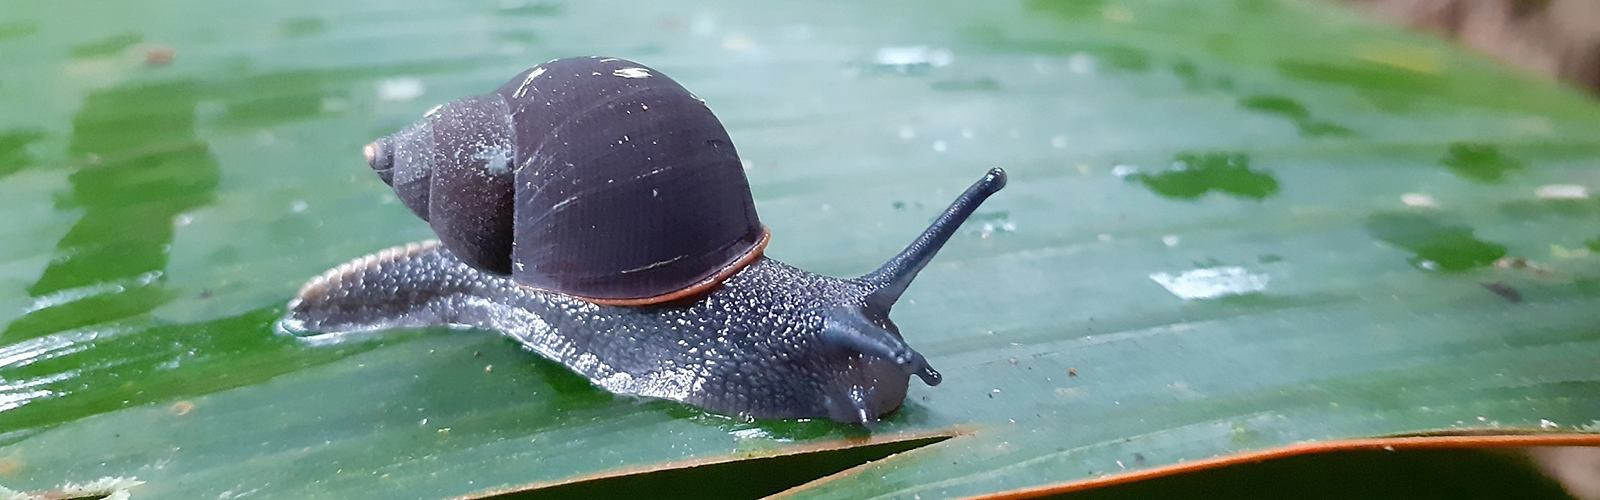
[
  {"left": 862, "top": 168, "right": 1008, "bottom": 307},
  {"left": 819, "top": 306, "right": 940, "bottom": 386}
]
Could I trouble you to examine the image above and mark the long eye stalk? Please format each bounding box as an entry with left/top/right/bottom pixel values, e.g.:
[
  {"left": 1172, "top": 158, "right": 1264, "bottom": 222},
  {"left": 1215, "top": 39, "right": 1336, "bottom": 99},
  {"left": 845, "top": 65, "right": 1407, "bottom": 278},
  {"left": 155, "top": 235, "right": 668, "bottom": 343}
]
[
  {"left": 819, "top": 168, "right": 1006, "bottom": 386},
  {"left": 863, "top": 168, "right": 1007, "bottom": 307}
]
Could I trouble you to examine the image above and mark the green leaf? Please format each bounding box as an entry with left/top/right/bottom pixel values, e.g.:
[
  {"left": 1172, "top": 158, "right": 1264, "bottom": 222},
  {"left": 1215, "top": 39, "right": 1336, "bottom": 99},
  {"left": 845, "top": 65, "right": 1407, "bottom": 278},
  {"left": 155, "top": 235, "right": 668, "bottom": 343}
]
[{"left": 0, "top": 0, "right": 1597, "bottom": 498}]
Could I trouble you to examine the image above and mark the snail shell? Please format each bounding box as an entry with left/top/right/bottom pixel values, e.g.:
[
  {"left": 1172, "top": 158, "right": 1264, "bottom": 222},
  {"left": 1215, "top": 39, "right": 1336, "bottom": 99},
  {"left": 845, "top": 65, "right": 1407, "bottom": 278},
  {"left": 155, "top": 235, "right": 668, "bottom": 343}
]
[{"left": 364, "top": 57, "right": 767, "bottom": 304}]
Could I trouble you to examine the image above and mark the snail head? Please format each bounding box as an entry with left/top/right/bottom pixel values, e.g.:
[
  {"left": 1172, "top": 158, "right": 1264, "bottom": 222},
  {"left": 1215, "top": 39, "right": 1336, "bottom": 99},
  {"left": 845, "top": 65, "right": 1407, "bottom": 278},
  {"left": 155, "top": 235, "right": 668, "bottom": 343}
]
[{"left": 817, "top": 168, "right": 1007, "bottom": 425}]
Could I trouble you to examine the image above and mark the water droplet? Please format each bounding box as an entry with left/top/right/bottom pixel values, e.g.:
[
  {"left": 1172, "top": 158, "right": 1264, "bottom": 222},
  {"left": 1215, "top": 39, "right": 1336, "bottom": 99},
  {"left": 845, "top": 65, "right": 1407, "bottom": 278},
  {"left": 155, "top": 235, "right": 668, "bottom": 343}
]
[
  {"left": 1149, "top": 267, "right": 1270, "bottom": 300},
  {"left": 377, "top": 77, "right": 425, "bottom": 101},
  {"left": 1535, "top": 184, "right": 1588, "bottom": 199},
  {"left": 1400, "top": 193, "right": 1437, "bottom": 207}
]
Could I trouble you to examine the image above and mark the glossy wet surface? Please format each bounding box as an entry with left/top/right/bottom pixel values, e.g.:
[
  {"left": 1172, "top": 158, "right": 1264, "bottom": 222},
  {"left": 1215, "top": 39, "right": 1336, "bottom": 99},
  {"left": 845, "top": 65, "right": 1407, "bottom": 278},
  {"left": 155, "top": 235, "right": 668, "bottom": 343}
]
[{"left": 0, "top": 0, "right": 1597, "bottom": 498}]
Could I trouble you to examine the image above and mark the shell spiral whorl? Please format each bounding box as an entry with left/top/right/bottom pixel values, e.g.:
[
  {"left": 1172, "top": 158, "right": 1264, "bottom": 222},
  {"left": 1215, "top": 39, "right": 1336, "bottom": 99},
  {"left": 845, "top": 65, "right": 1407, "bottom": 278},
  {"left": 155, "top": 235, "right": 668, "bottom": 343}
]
[{"left": 366, "top": 57, "right": 766, "bottom": 304}]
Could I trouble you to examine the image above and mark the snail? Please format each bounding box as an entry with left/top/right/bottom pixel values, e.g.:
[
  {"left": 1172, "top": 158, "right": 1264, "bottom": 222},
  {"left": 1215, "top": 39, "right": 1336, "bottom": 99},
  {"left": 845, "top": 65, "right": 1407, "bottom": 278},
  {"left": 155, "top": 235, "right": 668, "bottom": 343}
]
[{"left": 280, "top": 57, "right": 1006, "bottom": 426}]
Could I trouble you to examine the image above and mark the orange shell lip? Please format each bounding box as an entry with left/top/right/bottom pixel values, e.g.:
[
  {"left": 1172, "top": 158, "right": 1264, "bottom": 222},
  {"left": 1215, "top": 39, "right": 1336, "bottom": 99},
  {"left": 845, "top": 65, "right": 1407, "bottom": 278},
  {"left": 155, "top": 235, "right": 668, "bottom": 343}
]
[{"left": 571, "top": 226, "right": 771, "bottom": 307}]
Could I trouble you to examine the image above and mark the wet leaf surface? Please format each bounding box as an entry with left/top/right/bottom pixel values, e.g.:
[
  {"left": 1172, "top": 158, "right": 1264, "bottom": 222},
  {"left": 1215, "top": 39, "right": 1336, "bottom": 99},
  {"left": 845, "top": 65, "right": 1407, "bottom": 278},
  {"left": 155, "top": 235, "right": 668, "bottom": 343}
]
[{"left": 0, "top": 0, "right": 1597, "bottom": 498}]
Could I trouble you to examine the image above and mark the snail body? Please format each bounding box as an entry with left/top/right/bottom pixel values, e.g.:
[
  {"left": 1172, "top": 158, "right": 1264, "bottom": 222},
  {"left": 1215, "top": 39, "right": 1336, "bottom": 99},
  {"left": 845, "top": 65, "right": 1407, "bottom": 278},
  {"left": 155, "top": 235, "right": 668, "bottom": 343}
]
[{"left": 282, "top": 57, "right": 1005, "bottom": 425}]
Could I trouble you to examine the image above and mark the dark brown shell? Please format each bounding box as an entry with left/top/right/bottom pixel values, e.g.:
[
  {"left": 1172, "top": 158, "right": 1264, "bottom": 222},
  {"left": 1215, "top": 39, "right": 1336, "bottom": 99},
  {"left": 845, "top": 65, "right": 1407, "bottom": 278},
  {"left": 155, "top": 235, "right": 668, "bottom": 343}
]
[{"left": 365, "top": 57, "right": 766, "bottom": 304}]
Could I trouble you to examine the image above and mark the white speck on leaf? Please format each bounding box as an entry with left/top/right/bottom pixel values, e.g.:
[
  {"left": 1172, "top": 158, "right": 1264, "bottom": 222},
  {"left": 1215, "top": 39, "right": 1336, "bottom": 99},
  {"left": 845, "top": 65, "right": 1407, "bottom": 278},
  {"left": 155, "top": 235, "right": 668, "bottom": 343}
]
[
  {"left": 1150, "top": 266, "right": 1270, "bottom": 300},
  {"left": 875, "top": 45, "right": 952, "bottom": 69},
  {"left": 1401, "top": 193, "right": 1437, "bottom": 207},
  {"left": 1536, "top": 184, "right": 1588, "bottom": 199},
  {"left": 377, "top": 77, "right": 425, "bottom": 101}
]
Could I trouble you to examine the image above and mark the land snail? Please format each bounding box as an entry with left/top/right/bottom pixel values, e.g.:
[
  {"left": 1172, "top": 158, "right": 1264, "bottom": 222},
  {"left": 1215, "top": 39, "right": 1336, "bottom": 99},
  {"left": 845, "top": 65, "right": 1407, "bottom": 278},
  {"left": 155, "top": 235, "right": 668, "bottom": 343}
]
[{"left": 281, "top": 56, "right": 1006, "bottom": 426}]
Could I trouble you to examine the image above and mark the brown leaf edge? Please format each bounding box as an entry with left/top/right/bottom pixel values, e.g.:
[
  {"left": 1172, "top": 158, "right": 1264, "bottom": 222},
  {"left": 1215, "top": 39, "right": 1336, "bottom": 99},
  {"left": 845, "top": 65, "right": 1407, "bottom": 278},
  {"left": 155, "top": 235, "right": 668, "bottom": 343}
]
[
  {"left": 445, "top": 426, "right": 972, "bottom": 500},
  {"left": 1, "top": 476, "right": 144, "bottom": 500},
  {"left": 926, "top": 431, "right": 1600, "bottom": 500}
]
